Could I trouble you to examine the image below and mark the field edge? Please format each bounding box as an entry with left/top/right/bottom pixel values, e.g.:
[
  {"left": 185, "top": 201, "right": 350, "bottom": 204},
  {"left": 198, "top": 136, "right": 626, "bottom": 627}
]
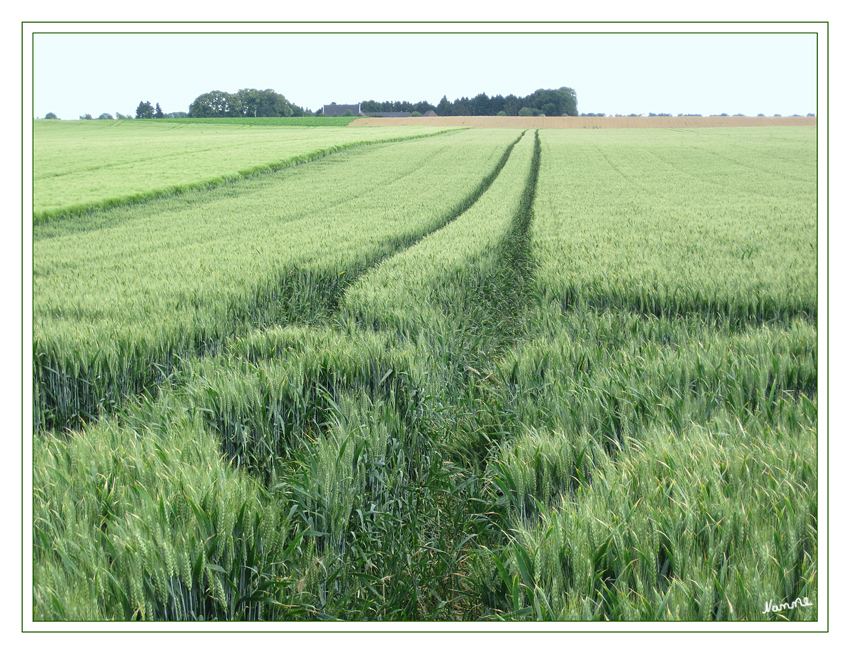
[{"left": 349, "top": 115, "right": 817, "bottom": 129}]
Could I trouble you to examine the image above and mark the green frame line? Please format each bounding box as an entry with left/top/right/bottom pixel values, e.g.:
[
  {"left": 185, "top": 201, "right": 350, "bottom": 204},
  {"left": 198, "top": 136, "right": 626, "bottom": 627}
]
[{"left": 22, "top": 21, "right": 828, "bottom": 635}]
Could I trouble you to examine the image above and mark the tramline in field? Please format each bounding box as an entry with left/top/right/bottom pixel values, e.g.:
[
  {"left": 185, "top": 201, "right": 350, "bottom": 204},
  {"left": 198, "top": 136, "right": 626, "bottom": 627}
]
[
  {"left": 484, "top": 127, "right": 817, "bottom": 619},
  {"left": 33, "top": 128, "right": 520, "bottom": 430},
  {"left": 32, "top": 122, "right": 818, "bottom": 622},
  {"left": 33, "top": 119, "right": 454, "bottom": 222}
]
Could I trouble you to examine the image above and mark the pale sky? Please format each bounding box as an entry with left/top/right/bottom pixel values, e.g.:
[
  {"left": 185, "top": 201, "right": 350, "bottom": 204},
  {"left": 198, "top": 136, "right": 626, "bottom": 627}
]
[{"left": 32, "top": 31, "right": 817, "bottom": 119}]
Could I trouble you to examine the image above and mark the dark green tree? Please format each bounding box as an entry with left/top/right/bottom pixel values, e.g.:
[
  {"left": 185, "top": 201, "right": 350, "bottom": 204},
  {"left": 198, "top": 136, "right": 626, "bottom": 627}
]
[
  {"left": 472, "top": 92, "right": 492, "bottom": 115},
  {"left": 154, "top": 103, "right": 164, "bottom": 119},
  {"left": 235, "top": 89, "right": 294, "bottom": 117},
  {"left": 451, "top": 97, "right": 472, "bottom": 116},
  {"left": 43, "top": 112, "right": 59, "bottom": 119},
  {"left": 503, "top": 94, "right": 521, "bottom": 116},
  {"left": 97, "top": 113, "right": 114, "bottom": 120},
  {"left": 557, "top": 86, "right": 579, "bottom": 116},
  {"left": 413, "top": 100, "right": 436, "bottom": 114},
  {"left": 522, "top": 87, "right": 578, "bottom": 116},
  {"left": 436, "top": 95, "right": 452, "bottom": 116},
  {"left": 490, "top": 95, "right": 506, "bottom": 115},
  {"left": 135, "top": 101, "right": 154, "bottom": 119},
  {"left": 188, "top": 91, "right": 241, "bottom": 118},
  {"left": 541, "top": 102, "right": 557, "bottom": 117}
]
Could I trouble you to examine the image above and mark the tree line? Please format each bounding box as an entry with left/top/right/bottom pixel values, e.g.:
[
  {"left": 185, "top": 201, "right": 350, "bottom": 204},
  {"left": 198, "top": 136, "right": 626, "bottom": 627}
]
[
  {"left": 39, "top": 86, "right": 579, "bottom": 121},
  {"left": 42, "top": 102, "right": 188, "bottom": 121},
  {"left": 360, "top": 87, "right": 578, "bottom": 117},
  {"left": 40, "top": 89, "right": 300, "bottom": 121},
  {"left": 188, "top": 89, "right": 307, "bottom": 118}
]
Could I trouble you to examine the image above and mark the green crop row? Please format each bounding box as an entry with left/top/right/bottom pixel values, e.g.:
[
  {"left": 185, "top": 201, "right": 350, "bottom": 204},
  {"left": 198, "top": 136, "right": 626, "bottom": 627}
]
[
  {"left": 32, "top": 129, "right": 543, "bottom": 621},
  {"left": 33, "top": 119, "right": 457, "bottom": 221},
  {"left": 167, "top": 130, "right": 539, "bottom": 474},
  {"left": 32, "top": 126, "right": 818, "bottom": 622},
  {"left": 474, "top": 301, "right": 817, "bottom": 619},
  {"left": 33, "top": 128, "right": 521, "bottom": 430},
  {"left": 484, "top": 413, "right": 816, "bottom": 620},
  {"left": 532, "top": 128, "right": 816, "bottom": 325},
  {"left": 469, "top": 127, "right": 818, "bottom": 621},
  {"left": 341, "top": 128, "right": 537, "bottom": 338},
  {"left": 33, "top": 396, "right": 308, "bottom": 621}
]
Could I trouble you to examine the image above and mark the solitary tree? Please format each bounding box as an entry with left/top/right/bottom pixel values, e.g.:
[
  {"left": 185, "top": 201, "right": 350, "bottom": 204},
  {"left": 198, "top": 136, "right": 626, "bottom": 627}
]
[
  {"left": 97, "top": 113, "right": 114, "bottom": 120},
  {"left": 154, "top": 103, "right": 164, "bottom": 119},
  {"left": 44, "top": 112, "right": 59, "bottom": 119},
  {"left": 136, "top": 101, "right": 154, "bottom": 119}
]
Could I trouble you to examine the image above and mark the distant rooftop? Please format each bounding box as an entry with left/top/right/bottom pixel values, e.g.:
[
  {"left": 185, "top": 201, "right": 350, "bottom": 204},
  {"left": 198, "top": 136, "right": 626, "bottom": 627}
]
[{"left": 323, "top": 103, "right": 360, "bottom": 117}]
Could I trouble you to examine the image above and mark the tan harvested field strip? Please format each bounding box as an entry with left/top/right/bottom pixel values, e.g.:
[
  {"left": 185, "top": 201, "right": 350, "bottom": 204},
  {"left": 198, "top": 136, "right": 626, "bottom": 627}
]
[{"left": 349, "top": 115, "right": 817, "bottom": 129}]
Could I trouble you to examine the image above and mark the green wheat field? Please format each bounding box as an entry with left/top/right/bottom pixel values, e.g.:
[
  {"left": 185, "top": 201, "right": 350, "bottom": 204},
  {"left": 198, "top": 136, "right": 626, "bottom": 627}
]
[{"left": 31, "top": 119, "right": 817, "bottom": 622}]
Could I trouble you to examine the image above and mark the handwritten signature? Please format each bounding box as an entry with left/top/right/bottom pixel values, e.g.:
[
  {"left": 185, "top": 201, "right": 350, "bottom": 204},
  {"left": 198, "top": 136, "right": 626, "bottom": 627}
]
[{"left": 763, "top": 597, "right": 814, "bottom": 614}]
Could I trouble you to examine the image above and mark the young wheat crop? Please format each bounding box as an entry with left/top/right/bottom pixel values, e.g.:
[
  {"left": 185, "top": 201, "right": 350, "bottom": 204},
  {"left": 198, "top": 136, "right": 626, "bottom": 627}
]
[{"left": 32, "top": 124, "right": 818, "bottom": 623}]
